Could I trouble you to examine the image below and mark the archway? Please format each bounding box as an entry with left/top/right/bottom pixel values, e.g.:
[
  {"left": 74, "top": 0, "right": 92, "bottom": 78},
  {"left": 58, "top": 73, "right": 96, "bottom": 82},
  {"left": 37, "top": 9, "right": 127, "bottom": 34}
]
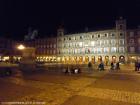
[
  {"left": 105, "top": 56, "right": 109, "bottom": 66},
  {"left": 79, "top": 56, "right": 83, "bottom": 64},
  {"left": 119, "top": 55, "right": 125, "bottom": 63},
  {"left": 85, "top": 56, "right": 89, "bottom": 64},
  {"left": 91, "top": 56, "right": 95, "bottom": 64},
  {"left": 98, "top": 56, "right": 102, "bottom": 63},
  {"left": 112, "top": 55, "right": 116, "bottom": 63},
  {"left": 74, "top": 56, "right": 77, "bottom": 64}
]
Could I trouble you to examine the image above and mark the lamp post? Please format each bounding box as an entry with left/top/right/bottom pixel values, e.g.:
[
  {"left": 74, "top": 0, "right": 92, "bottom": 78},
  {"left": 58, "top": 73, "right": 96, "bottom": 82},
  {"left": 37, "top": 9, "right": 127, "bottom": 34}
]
[
  {"left": 17, "top": 45, "right": 36, "bottom": 72},
  {"left": 17, "top": 44, "right": 25, "bottom": 50}
]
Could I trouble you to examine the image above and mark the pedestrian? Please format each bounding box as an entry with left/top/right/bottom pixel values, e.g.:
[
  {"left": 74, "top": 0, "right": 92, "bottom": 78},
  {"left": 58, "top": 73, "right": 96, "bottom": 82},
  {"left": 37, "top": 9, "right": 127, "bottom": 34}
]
[
  {"left": 98, "top": 62, "right": 104, "bottom": 71},
  {"left": 88, "top": 61, "right": 92, "bottom": 73},
  {"left": 116, "top": 62, "right": 120, "bottom": 70},
  {"left": 135, "top": 61, "right": 138, "bottom": 71},
  {"left": 138, "top": 62, "right": 140, "bottom": 71},
  {"left": 110, "top": 62, "right": 114, "bottom": 70},
  {"left": 67, "top": 66, "right": 71, "bottom": 75}
]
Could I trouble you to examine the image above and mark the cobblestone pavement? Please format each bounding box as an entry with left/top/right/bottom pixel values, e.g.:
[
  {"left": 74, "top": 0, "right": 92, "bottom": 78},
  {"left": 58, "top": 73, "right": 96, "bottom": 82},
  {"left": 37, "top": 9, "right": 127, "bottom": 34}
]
[{"left": 0, "top": 66, "right": 140, "bottom": 105}]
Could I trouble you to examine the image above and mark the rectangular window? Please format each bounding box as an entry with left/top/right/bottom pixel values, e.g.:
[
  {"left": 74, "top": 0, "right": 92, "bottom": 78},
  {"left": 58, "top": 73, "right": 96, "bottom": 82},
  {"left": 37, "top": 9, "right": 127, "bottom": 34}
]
[
  {"left": 91, "top": 41, "right": 95, "bottom": 46},
  {"left": 111, "top": 47, "right": 117, "bottom": 53},
  {"left": 104, "top": 47, "right": 109, "bottom": 53},
  {"left": 130, "top": 32, "right": 134, "bottom": 37},
  {"left": 119, "top": 47, "right": 124, "bottom": 53},
  {"left": 111, "top": 40, "right": 116, "bottom": 45},
  {"left": 119, "top": 39, "right": 124, "bottom": 45},
  {"left": 130, "top": 47, "right": 135, "bottom": 53}
]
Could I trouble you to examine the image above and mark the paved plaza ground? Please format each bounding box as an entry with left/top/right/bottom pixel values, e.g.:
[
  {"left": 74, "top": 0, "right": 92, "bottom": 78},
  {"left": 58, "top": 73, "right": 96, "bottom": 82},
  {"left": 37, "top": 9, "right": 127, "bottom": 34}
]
[{"left": 0, "top": 64, "right": 140, "bottom": 105}]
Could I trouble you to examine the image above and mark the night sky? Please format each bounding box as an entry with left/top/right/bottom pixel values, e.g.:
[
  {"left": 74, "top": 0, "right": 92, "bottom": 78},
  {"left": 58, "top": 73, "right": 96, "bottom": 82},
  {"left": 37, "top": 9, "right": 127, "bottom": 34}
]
[{"left": 0, "top": 0, "right": 140, "bottom": 40}]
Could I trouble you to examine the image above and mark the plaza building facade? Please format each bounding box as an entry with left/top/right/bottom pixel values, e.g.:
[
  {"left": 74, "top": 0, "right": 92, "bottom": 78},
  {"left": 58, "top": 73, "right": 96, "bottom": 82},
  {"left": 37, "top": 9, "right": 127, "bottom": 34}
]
[
  {"left": 20, "top": 17, "right": 140, "bottom": 64},
  {"left": 56, "top": 17, "right": 140, "bottom": 64},
  {"left": 24, "top": 37, "right": 57, "bottom": 63}
]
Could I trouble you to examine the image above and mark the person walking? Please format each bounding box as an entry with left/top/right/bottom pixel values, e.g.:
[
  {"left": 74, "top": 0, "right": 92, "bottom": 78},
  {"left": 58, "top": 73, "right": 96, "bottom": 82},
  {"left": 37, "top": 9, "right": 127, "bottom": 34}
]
[
  {"left": 88, "top": 61, "right": 92, "bottom": 73},
  {"left": 110, "top": 62, "right": 114, "bottom": 70},
  {"left": 135, "top": 61, "right": 138, "bottom": 71},
  {"left": 116, "top": 62, "right": 120, "bottom": 70},
  {"left": 138, "top": 62, "right": 140, "bottom": 71}
]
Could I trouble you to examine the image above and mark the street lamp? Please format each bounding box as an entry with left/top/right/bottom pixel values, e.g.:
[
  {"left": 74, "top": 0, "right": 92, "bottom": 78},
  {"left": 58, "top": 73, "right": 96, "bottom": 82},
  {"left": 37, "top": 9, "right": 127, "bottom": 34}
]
[{"left": 17, "top": 44, "right": 25, "bottom": 50}]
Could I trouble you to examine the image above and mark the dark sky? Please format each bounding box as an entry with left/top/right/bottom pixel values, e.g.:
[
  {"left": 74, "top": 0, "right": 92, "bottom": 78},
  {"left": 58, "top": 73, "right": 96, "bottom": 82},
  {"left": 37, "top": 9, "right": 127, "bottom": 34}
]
[{"left": 0, "top": 0, "right": 140, "bottom": 40}]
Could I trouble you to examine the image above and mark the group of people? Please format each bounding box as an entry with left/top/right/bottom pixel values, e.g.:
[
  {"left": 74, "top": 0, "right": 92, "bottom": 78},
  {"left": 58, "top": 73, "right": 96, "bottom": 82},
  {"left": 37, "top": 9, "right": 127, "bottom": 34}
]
[
  {"left": 88, "top": 61, "right": 120, "bottom": 71},
  {"left": 135, "top": 61, "right": 140, "bottom": 71}
]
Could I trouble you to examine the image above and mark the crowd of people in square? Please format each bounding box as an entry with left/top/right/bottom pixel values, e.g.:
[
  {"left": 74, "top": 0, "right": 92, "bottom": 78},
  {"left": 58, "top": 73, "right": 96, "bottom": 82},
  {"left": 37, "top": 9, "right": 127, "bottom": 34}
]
[{"left": 63, "top": 59, "right": 140, "bottom": 75}]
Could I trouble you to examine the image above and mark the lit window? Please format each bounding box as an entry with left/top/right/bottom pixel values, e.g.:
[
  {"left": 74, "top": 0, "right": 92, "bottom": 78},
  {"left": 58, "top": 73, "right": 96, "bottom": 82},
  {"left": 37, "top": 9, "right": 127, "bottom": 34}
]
[
  {"left": 104, "top": 47, "right": 109, "bottom": 53},
  {"left": 91, "top": 41, "right": 95, "bottom": 46},
  {"left": 119, "top": 47, "right": 124, "bottom": 53},
  {"left": 97, "top": 48, "right": 102, "bottom": 53},
  {"left": 79, "top": 42, "right": 82, "bottom": 47},
  {"left": 111, "top": 47, "right": 117, "bottom": 53}
]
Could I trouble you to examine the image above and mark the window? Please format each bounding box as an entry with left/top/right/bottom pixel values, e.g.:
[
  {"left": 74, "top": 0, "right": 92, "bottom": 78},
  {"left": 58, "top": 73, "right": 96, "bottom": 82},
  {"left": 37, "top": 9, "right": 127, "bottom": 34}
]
[
  {"left": 119, "top": 47, "right": 124, "bottom": 53},
  {"left": 97, "top": 48, "right": 102, "bottom": 53},
  {"left": 104, "top": 33, "right": 108, "bottom": 37},
  {"left": 119, "top": 39, "right": 124, "bottom": 45},
  {"left": 104, "top": 47, "right": 109, "bottom": 53},
  {"left": 97, "top": 40, "right": 100, "bottom": 46},
  {"left": 112, "top": 33, "right": 115, "bottom": 37},
  {"left": 130, "top": 32, "right": 134, "bottom": 37},
  {"left": 138, "top": 38, "right": 140, "bottom": 44},
  {"left": 79, "top": 42, "right": 82, "bottom": 47},
  {"left": 54, "top": 44, "right": 56, "bottom": 48},
  {"left": 80, "top": 49, "right": 83, "bottom": 54},
  {"left": 111, "top": 40, "right": 116, "bottom": 45},
  {"left": 93, "top": 48, "right": 96, "bottom": 53},
  {"left": 120, "top": 25, "right": 123, "bottom": 29},
  {"left": 91, "top": 41, "right": 95, "bottom": 46},
  {"left": 85, "top": 48, "right": 90, "bottom": 54},
  {"left": 70, "top": 43, "right": 72, "bottom": 47},
  {"left": 104, "top": 40, "right": 109, "bottom": 45},
  {"left": 92, "top": 35, "right": 94, "bottom": 38},
  {"left": 130, "top": 47, "right": 135, "bottom": 53},
  {"left": 101, "top": 40, "right": 104, "bottom": 45},
  {"left": 53, "top": 50, "right": 56, "bottom": 54},
  {"left": 129, "top": 39, "right": 134, "bottom": 43},
  {"left": 98, "top": 34, "right": 100, "bottom": 38},
  {"left": 80, "top": 36, "right": 83, "bottom": 39},
  {"left": 69, "top": 37, "right": 71, "bottom": 40},
  {"left": 111, "top": 47, "right": 117, "bottom": 53},
  {"left": 120, "top": 33, "right": 123, "bottom": 37},
  {"left": 139, "top": 47, "right": 140, "bottom": 52}
]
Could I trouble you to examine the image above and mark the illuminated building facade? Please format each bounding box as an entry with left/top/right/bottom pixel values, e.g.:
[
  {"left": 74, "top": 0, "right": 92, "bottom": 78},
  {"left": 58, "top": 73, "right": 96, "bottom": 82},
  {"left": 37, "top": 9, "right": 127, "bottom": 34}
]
[
  {"left": 26, "top": 37, "right": 57, "bottom": 62},
  {"left": 2, "top": 17, "right": 139, "bottom": 64},
  {"left": 56, "top": 17, "right": 140, "bottom": 64}
]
